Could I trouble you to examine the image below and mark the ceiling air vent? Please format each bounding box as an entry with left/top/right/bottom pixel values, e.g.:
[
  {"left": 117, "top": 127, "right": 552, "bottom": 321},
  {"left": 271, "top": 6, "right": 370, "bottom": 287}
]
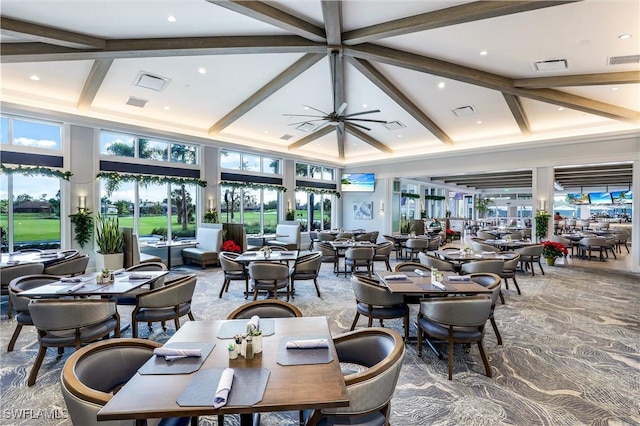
[
  {"left": 296, "top": 122, "right": 316, "bottom": 132},
  {"left": 452, "top": 106, "right": 476, "bottom": 117},
  {"left": 126, "top": 96, "right": 148, "bottom": 108},
  {"left": 608, "top": 55, "right": 640, "bottom": 65},
  {"left": 533, "top": 59, "right": 568, "bottom": 72},
  {"left": 280, "top": 134, "right": 294, "bottom": 140},
  {"left": 384, "top": 121, "right": 405, "bottom": 130},
  {"left": 134, "top": 72, "right": 170, "bottom": 91}
]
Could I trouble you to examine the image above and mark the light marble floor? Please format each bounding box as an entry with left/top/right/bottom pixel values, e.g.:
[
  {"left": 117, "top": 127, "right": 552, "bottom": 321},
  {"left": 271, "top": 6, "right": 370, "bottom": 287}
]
[{"left": 0, "top": 248, "right": 638, "bottom": 426}]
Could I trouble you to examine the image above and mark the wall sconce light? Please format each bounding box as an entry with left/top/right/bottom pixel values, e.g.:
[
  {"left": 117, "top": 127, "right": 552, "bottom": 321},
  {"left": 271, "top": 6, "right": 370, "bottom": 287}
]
[
  {"left": 538, "top": 200, "right": 546, "bottom": 211},
  {"left": 78, "top": 196, "right": 86, "bottom": 212},
  {"left": 287, "top": 200, "right": 292, "bottom": 210},
  {"left": 380, "top": 202, "right": 384, "bottom": 212},
  {"left": 208, "top": 198, "right": 215, "bottom": 210}
]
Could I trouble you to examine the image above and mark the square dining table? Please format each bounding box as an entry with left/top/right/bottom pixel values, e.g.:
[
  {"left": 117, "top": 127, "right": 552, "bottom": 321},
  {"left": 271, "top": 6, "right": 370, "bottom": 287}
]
[
  {"left": 234, "top": 250, "right": 299, "bottom": 264},
  {"left": 143, "top": 240, "right": 198, "bottom": 269},
  {"left": 0, "top": 250, "right": 65, "bottom": 268},
  {"left": 97, "top": 316, "right": 349, "bottom": 426}
]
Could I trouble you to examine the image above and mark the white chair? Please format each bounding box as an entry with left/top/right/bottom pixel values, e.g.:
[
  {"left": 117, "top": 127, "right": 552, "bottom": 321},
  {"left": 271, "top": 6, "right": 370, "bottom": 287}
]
[
  {"left": 268, "top": 222, "right": 301, "bottom": 251},
  {"left": 181, "top": 227, "right": 223, "bottom": 268}
]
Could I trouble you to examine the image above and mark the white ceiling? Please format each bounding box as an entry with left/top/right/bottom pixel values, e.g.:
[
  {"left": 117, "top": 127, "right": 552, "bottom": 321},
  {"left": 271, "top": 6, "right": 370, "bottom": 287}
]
[{"left": 1, "top": 0, "right": 638, "bottom": 167}]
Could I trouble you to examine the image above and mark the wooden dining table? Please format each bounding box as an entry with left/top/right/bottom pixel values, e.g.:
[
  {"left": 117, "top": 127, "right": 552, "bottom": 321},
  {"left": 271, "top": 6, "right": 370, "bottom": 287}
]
[
  {"left": 234, "top": 250, "right": 299, "bottom": 265},
  {"left": 376, "top": 270, "right": 492, "bottom": 297},
  {"left": 97, "top": 316, "right": 349, "bottom": 426}
]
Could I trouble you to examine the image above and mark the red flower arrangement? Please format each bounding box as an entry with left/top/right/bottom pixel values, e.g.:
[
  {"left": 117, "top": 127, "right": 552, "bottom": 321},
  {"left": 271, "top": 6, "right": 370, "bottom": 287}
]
[
  {"left": 221, "top": 239, "right": 242, "bottom": 253},
  {"left": 541, "top": 241, "right": 568, "bottom": 259}
]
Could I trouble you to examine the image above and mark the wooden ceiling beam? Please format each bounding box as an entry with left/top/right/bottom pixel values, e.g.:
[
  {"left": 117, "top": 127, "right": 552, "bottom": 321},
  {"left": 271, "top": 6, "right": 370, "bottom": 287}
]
[
  {"left": 206, "top": 0, "right": 326, "bottom": 43},
  {"left": 321, "top": 1, "right": 342, "bottom": 47},
  {"left": 342, "top": 1, "right": 579, "bottom": 44},
  {"left": 514, "top": 71, "right": 640, "bottom": 88},
  {"left": 345, "top": 123, "right": 393, "bottom": 154},
  {"left": 288, "top": 125, "right": 335, "bottom": 150},
  {"left": 208, "top": 53, "right": 324, "bottom": 134},
  {"left": 0, "top": 36, "right": 326, "bottom": 63},
  {"left": 0, "top": 17, "right": 105, "bottom": 49},
  {"left": 77, "top": 59, "right": 113, "bottom": 111},
  {"left": 345, "top": 44, "right": 640, "bottom": 124},
  {"left": 502, "top": 93, "right": 531, "bottom": 135},
  {"left": 347, "top": 56, "right": 454, "bottom": 145}
]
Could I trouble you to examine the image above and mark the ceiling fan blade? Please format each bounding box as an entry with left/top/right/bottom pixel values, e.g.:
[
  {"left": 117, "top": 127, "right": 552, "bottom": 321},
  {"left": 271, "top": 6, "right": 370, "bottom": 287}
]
[
  {"left": 303, "top": 104, "right": 330, "bottom": 116},
  {"left": 348, "top": 122, "right": 372, "bottom": 131},
  {"left": 345, "top": 118, "right": 388, "bottom": 124},
  {"left": 342, "top": 109, "right": 381, "bottom": 118},
  {"left": 336, "top": 102, "right": 348, "bottom": 116},
  {"left": 283, "top": 113, "right": 325, "bottom": 118}
]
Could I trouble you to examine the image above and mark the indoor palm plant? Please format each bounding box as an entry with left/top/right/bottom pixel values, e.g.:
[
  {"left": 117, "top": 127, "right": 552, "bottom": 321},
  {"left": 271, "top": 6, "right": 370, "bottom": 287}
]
[{"left": 95, "top": 214, "right": 124, "bottom": 270}]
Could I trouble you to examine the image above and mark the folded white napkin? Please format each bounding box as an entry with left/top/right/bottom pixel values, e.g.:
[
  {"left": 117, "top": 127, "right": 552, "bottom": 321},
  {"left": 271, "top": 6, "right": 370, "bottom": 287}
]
[
  {"left": 60, "top": 277, "right": 82, "bottom": 283},
  {"left": 414, "top": 269, "right": 427, "bottom": 276},
  {"left": 128, "top": 273, "right": 153, "bottom": 280},
  {"left": 112, "top": 268, "right": 125, "bottom": 275},
  {"left": 5, "top": 260, "right": 20, "bottom": 265},
  {"left": 154, "top": 347, "right": 202, "bottom": 361},
  {"left": 385, "top": 274, "right": 408, "bottom": 280},
  {"left": 246, "top": 315, "right": 260, "bottom": 332},
  {"left": 213, "top": 368, "right": 234, "bottom": 408},
  {"left": 39, "top": 253, "right": 59, "bottom": 258},
  {"left": 482, "top": 251, "right": 496, "bottom": 255},
  {"left": 447, "top": 276, "right": 471, "bottom": 282},
  {"left": 431, "top": 281, "right": 446, "bottom": 290},
  {"left": 286, "top": 339, "right": 329, "bottom": 349},
  {"left": 67, "top": 282, "right": 85, "bottom": 292}
]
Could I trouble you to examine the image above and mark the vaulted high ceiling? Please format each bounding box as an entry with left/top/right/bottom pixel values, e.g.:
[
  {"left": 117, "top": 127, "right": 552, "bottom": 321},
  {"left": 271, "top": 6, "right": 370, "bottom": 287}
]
[{"left": 1, "top": 0, "right": 638, "bottom": 167}]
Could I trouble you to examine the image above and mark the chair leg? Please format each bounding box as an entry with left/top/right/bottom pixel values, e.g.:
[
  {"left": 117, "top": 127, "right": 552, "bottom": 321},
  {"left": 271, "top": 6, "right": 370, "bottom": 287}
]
[
  {"left": 219, "top": 279, "right": 229, "bottom": 298},
  {"left": 447, "top": 339, "right": 454, "bottom": 380},
  {"left": 350, "top": 313, "right": 360, "bottom": 331},
  {"left": 188, "top": 312, "right": 195, "bottom": 321},
  {"left": 477, "top": 339, "right": 492, "bottom": 378},
  {"left": 7, "top": 299, "right": 13, "bottom": 319},
  {"left": 7, "top": 324, "right": 23, "bottom": 352},
  {"left": 537, "top": 260, "right": 545, "bottom": 275},
  {"left": 512, "top": 276, "right": 521, "bottom": 295},
  {"left": 490, "top": 317, "right": 502, "bottom": 345},
  {"left": 385, "top": 260, "right": 391, "bottom": 271},
  {"left": 313, "top": 278, "right": 321, "bottom": 298},
  {"left": 132, "top": 320, "right": 139, "bottom": 338},
  {"left": 28, "top": 346, "right": 48, "bottom": 386},
  {"left": 174, "top": 318, "right": 180, "bottom": 331}
]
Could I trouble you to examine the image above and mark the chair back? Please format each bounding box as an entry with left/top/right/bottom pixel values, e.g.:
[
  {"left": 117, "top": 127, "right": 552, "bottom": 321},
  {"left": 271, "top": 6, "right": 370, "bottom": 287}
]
[
  {"left": 500, "top": 252, "right": 521, "bottom": 270},
  {"left": 461, "top": 259, "right": 505, "bottom": 275},
  {"left": 29, "top": 299, "right": 119, "bottom": 332},
  {"left": 249, "top": 262, "right": 289, "bottom": 282},
  {"left": 468, "top": 273, "right": 501, "bottom": 305},
  {"left": 517, "top": 244, "right": 543, "bottom": 258},
  {"left": 420, "top": 295, "right": 492, "bottom": 327},
  {"left": 9, "top": 274, "right": 61, "bottom": 313},
  {"left": 394, "top": 261, "right": 429, "bottom": 272},
  {"left": 125, "top": 261, "right": 167, "bottom": 288},
  {"left": 369, "top": 231, "right": 380, "bottom": 243},
  {"left": 318, "top": 242, "right": 337, "bottom": 261},
  {"left": 318, "top": 232, "right": 336, "bottom": 242},
  {"left": 344, "top": 247, "right": 374, "bottom": 262},
  {"left": 427, "top": 237, "right": 441, "bottom": 251},
  {"left": 319, "top": 328, "right": 405, "bottom": 418},
  {"left": 220, "top": 252, "right": 245, "bottom": 273},
  {"left": 1, "top": 263, "right": 45, "bottom": 293},
  {"left": 136, "top": 274, "right": 197, "bottom": 309},
  {"left": 61, "top": 338, "right": 161, "bottom": 425},
  {"left": 226, "top": 300, "right": 303, "bottom": 319},
  {"left": 417, "top": 252, "right": 455, "bottom": 272},
  {"left": 476, "top": 231, "right": 495, "bottom": 240},
  {"left": 374, "top": 241, "right": 393, "bottom": 258},
  {"left": 291, "top": 252, "right": 321, "bottom": 275},
  {"left": 471, "top": 241, "right": 500, "bottom": 253},
  {"left": 405, "top": 238, "right": 429, "bottom": 250},
  {"left": 351, "top": 275, "right": 404, "bottom": 306},
  {"left": 43, "top": 255, "right": 89, "bottom": 276}
]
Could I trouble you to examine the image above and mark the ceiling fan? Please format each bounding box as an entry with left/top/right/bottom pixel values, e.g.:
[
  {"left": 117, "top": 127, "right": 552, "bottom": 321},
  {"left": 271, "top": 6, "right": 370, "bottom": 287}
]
[{"left": 284, "top": 51, "right": 388, "bottom": 133}]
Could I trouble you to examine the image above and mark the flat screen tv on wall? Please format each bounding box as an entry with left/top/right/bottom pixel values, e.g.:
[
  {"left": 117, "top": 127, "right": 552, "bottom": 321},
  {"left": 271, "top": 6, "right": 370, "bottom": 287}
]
[
  {"left": 341, "top": 173, "right": 375, "bottom": 192},
  {"left": 611, "top": 190, "right": 632, "bottom": 204},
  {"left": 588, "top": 192, "right": 613, "bottom": 205},
  {"left": 566, "top": 193, "right": 589, "bottom": 205}
]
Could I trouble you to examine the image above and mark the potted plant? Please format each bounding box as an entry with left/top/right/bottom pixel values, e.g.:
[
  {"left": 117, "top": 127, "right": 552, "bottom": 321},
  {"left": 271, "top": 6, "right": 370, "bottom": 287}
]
[
  {"left": 95, "top": 214, "right": 124, "bottom": 270},
  {"left": 285, "top": 209, "right": 296, "bottom": 221},
  {"left": 203, "top": 207, "right": 218, "bottom": 224},
  {"left": 69, "top": 208, "right": 93, "bottom": 248},
  {"left": 535, "top": 210, "right": 551, "bottom": 242},
  {"left": 541, "top": 241, "right": 568, "bottom": 266}
]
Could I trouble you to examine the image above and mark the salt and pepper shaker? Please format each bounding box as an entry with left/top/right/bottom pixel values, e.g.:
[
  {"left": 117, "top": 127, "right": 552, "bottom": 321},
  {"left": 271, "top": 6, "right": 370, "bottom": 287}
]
[{"left": 245, "top": 336, "right": 254, "bottom": 359}]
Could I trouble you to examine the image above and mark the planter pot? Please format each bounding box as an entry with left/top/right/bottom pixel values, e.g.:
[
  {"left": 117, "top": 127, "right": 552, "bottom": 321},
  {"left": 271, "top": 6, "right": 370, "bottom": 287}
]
[
  {"left": 95, "top": 252, "right": 124, "bottom": 271},
  {"left": 545, "top": 257, "right": 556, "bottom": 266}
]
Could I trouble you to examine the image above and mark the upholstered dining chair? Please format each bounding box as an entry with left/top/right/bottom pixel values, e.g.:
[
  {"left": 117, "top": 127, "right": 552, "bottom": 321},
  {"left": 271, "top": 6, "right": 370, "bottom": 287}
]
[
  {"left": 60, "top": 338, "right": 193, "bottom": 426},
  {"left": 460, "top": 259, "right": 505, "bottom": 276},
  {"left": 498, "top": 252, "right": 521, "bottom": 300},
  {"left": 317, "top": 241, "right": 339, "bottom": 274},
  {"left": 417, "top": 252, "right": 455, "bottom": 272},
  {"left": 28, "top": 298, "right": 120, "bottom": 386},
  {"left": 394, "top": 261, "right": 430, "bottom": 273},
  {"left": 417, "top": 295, "right": 493, "bottom": 380},
  {"left": 218, "top": 252, "right": 250, "bottom": 299},
  {"left": 113, "top": 261, "right": 168, "bottom": 306},
  {"left": 404, "top": 238, "right": 429, "bottom": 261},
  {"left": 248, "top": 262, "right": 291, "bottom": 301},
  {"left": 476, "top": 231, "right": 496, "bottom": 240},
  {"left": 303, "top": 328, "right": 405, "bottom": 426},
  {"left": 289, "top": 252, "right": 322, "bottom": 298},
  {"left": 350, "top": 275, "right": 409, "bottom": 342},
  {"left": 226, "top": 299, "right": 303, "bottom": 319},
  {"left": 42, "top": 254, "right": 90, "bottom": 277},
  {"left": 372, "top": 241, "right": 393, "bottom": 272},
  {"left": 131, "top": 273, "right": 197, "bottom": 338},
  {"left": 468, "top": 273, "right": 503, "bottom": 345},
  {"left": 1, "top": 262, "right": 45, "bottom": 319},
  {"left": 471, "top": 241, "right": 500, "bottom": 253},
  {"left": 7, "top": 274, "right": 61, "bottom": 352},
  {"left": 516, "top": 244, "right": 545, "bottom": 276},
  {"left": 344, "top": 247, "right": 375, "bottom": 277}
]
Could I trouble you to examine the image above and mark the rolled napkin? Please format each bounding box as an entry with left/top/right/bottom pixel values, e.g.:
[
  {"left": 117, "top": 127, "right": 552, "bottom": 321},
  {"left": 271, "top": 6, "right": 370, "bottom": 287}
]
[
  {"left": 431, "top": 281, "right": 446, "bottom": 290},
  {"left": 447, "top": 275, "right": 471, "bottom": 282},
  {"left": 128, "top": 273, "right": 153, "bottom": 280},
  {"left": 5, "top": 260, "right": 20, "bottom": 265},
  {"left": 112, "top": 268, "right": 126, "bottom": 275},
  {"left": 68, "top": 282, "right": 85, "bottom": 292},
  {"left": 286, "top": 339, "right": 329, "bottom": 349},
  {"left": 414, "top": 269, "right": 428, "bottom": 276},
  {"left": 38, "top": 253, "right": 60, "bottom": 258},
  {"left": 384, "top": 274, "right": 408, "bottom": 280},
  {"left": 482, "top": 251, "right": 497, "bottom": 255},
  {"left": 213, "top": 368, "right": 234, "bottom": 408},
  {"left": 246, "top": 315, "right": 260, "bottom": 332},
  {"left": 154, "top": 347, "right": 202, "bottom": 361},
  {"left": 60, "top": 277, "right": 82, "bottom": 283}
]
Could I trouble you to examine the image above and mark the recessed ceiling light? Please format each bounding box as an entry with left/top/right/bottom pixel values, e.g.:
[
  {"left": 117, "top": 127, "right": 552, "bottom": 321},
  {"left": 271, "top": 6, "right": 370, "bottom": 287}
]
[
  {"left": 304, "top": 106, "right": 309, "bottom": 110},
  {"left": 163, "top": 106, "right": 171, "bottom": 111},
  {"left": 30, "top": 75, "right": 40, "bottom": 81},
  {"left": 476, "top": 121, "right": 482, "bottom": 125},
  {"left": 618, "top": 34, "right": 632, "bottom": 40},
  {"left": 264, "top": 130, "right": 269, "bottom": 134},
  {"left": 167, "top": 15, "right": 176, "bottom": 22},
  {"left": 611, "top": 87, "right": 619, "bottom": 91},
  {"left": 480, "top": 50, "right": 488, "bottom": 56},
  {"left": 362, "top": 104, "right": 367, "bottom": 108},
  {"left": 397, "top": 134, "right": 402, "bottom": 138},
  {"left": 437, "top": 82, "right": 445, "bottom": 89},
  {"left": 198, "top": 67, "right": 206, "bottom": 74},
  {"left": 557, "top": 107, "right": 564, "bottom": 111}
]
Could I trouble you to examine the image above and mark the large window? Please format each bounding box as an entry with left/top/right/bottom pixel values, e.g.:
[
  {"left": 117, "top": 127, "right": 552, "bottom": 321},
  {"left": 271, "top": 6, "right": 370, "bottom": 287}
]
[
  {"left": 1, "top": 116, "right": 62, "bottom": 150},
  {"left": 100, "top": 131, "right": 198, "bottom": 165},
  {"left": 221, "top": 150, "right": 281, "bottom": 174},
  {"left": 294, "top": 162, "right": 337, "bottom": 231}
]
